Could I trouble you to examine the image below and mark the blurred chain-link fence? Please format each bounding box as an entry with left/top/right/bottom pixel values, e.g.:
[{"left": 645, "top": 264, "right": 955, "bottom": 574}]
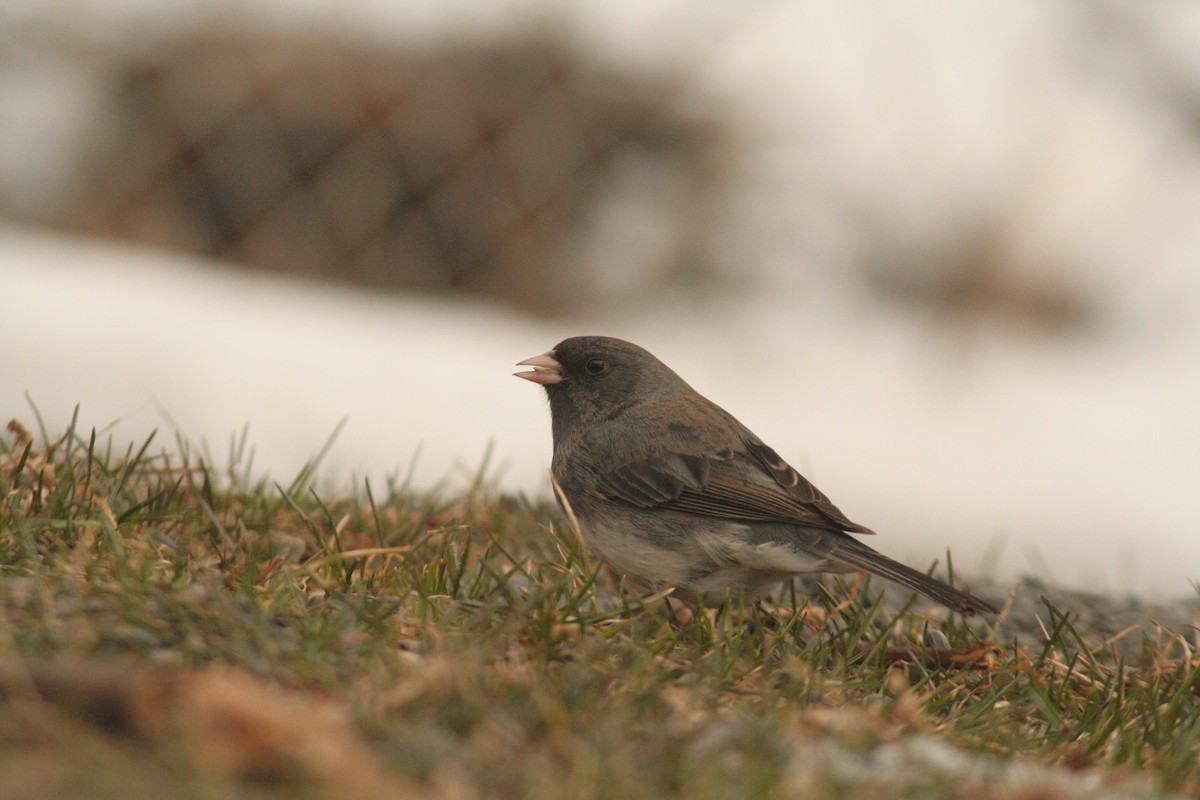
[
  {"left": 1, "top": 19, "right": 727, "bottom": 313},
  {"left": 5, "top": 3, "right": 1200, "bottom": 331}
]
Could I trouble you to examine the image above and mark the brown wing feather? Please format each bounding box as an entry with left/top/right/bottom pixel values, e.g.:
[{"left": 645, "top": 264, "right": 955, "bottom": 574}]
[
  {"left": 594, "top": 452, "right": 713, "bottom": 508},
  {"left": 740, "top": 436, "right": 875, "bottom": 534},
  {"left": 594, "top": 435, "right": 875, "bottom": 535}
]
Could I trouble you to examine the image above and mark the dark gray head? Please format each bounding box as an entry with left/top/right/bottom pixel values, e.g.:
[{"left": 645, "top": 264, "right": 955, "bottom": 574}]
[{"left": 515, "top": 336, "right": 691, "bottom": 441}]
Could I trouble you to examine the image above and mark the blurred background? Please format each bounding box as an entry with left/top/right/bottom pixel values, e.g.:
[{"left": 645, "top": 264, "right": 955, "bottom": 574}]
[{"left": 2, "top": 1, "right": 1198, "bottom": 597}]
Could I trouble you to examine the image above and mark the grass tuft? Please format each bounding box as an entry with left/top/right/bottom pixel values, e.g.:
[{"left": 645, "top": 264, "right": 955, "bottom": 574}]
[{"left": 1, "top": 417, "right": 1197, "bottom": 799}]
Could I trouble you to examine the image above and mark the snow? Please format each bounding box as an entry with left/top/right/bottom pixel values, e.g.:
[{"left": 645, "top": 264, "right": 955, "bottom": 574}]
[{"left": 4, "top": 226, "right": 1197, "bottom": 599}]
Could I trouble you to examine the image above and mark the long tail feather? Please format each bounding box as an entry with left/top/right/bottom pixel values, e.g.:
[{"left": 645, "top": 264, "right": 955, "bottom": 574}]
[{"left": 833, "top": 542, "right": 997, "bottom": 616}]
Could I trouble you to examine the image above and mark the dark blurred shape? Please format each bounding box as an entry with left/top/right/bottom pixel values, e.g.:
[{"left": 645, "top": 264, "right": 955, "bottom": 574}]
[
  {"left": 50, "top": 30, "right": 727, "bottom": 313},
  {"left": 862, "top": 228, "right": 1098, "bottom": 335}
]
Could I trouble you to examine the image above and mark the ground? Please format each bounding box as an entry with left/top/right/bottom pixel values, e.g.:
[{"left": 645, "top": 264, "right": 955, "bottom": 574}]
[{"left": 1, "top": 418, "right": 1197, "bottom": 799}]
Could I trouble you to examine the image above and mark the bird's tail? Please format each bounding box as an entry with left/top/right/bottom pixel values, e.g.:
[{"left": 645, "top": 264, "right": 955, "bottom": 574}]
[{"left": 832, "top": 541, "right": 997, "bottom": 616}]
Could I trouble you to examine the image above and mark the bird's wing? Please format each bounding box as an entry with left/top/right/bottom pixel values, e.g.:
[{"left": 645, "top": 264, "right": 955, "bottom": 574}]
[
  {"left": 593, "top": 432, "right": 875, "bottom": 535},
  {"left": 737, "top": 434, "right": 874, "bottom": 534},
  {"left": 592, "top": 451, "right": 720, "bottom": 507}
]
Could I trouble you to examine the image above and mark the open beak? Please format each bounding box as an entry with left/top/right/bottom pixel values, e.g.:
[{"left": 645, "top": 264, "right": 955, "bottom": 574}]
[{"left": 514, "top": 351, "right": 563, "bottom": 385}]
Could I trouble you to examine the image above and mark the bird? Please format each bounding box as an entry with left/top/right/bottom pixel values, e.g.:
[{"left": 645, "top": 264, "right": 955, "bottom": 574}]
[{"left": 515, "top": 335, "right": 997, "bottom": 616}]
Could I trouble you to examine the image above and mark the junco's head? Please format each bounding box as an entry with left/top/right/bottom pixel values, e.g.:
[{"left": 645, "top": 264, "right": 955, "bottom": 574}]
[{"left": 515, "top": 336, "right": 691, "bottom": 436}]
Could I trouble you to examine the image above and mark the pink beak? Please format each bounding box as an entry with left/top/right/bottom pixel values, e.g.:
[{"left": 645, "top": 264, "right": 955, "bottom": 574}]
[{"left": 514, "top": 351, "right": 564, "bottom": 385}]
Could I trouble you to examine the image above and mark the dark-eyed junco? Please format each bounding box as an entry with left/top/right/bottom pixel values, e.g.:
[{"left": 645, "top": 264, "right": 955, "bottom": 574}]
[{"left": 516, "top": 335, "right": 997, "bottom": 616}]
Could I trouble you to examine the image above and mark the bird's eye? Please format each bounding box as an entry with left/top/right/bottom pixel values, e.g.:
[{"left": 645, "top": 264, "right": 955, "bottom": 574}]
[{"left": 585, "top": 357, "right": 608, "bottom": 375}]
